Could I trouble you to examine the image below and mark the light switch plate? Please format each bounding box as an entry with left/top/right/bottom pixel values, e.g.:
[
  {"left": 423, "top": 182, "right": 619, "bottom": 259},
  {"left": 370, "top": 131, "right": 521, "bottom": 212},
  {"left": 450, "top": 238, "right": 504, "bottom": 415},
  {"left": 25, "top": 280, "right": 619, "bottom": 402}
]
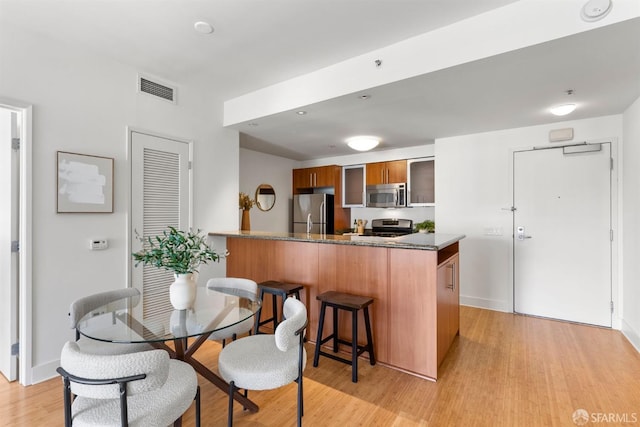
[{"left": 89, "top": 239, "right": 108, "bottom": 250}]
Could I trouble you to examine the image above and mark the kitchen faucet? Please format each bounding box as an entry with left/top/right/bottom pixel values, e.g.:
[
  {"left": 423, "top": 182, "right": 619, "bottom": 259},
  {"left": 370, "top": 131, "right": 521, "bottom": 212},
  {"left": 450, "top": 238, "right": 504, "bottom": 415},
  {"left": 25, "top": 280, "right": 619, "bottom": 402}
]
[{"left": 306, "top": 213, "right": 312, "bottom": 234}]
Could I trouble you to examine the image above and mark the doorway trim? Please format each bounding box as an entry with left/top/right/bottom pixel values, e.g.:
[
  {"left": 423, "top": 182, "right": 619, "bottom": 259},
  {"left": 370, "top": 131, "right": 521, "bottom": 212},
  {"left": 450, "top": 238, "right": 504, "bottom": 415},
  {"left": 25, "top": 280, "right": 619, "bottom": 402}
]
[
  {"left": 0, "top": 98, "right": 33, "bottom": 385},
  {"left": 508, "top": 137, "right": 620, "bottom": 329}
]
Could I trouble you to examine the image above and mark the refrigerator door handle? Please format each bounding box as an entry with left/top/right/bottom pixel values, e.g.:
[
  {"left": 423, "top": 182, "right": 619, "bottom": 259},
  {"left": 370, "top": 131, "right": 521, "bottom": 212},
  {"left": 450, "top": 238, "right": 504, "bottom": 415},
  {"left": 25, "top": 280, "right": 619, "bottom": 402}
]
[
  {"left": 306, "top": 213, "right": 312, "bottom": 234},
  {"left": 319, "top": 201, "right": 325, "bottom": 235}
]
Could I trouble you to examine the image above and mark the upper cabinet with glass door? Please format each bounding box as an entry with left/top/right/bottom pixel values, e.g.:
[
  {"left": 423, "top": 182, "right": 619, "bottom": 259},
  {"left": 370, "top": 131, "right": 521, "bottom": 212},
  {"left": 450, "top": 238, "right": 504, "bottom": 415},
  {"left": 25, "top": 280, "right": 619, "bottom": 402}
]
[
  {"left": 342, "top": 164, "right": 365, "bottom": 207},
  {"left": 407, "top": 157, "right": 435, "bottom": 206}
]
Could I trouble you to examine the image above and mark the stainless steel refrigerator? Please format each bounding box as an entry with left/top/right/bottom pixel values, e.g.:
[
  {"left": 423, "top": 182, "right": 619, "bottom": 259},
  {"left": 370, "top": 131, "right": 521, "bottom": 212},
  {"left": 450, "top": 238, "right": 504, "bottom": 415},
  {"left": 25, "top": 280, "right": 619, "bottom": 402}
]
[{"left": 293, "top": 194, "right": 334, "bottom": 234}]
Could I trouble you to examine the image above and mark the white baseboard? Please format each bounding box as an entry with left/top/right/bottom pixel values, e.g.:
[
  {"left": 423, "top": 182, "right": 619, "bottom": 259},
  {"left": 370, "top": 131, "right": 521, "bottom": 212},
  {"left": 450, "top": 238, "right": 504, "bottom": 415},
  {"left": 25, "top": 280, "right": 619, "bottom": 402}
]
[
  {"left": 31, "top": 359, "right": 60, "bottom": 385},
  {"left": 460, "top": 295, "right": 511, "bottom": 313},
  {"left": 621, "top": 320, "right": 640, "bottom": 353}
]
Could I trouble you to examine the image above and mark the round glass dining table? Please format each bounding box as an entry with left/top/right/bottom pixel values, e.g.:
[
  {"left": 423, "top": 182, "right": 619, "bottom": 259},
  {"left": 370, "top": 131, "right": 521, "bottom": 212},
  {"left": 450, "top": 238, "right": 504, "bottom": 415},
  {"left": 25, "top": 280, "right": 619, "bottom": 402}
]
[{"left": 76, "top": 286, "right": 262, "bottom": 412}]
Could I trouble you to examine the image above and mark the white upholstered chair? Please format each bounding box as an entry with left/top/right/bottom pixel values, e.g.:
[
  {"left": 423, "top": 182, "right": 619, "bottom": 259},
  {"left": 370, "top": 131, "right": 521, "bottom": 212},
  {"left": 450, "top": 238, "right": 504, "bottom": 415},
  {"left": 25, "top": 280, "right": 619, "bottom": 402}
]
[
  {"left": 69, "top": 288, "right": 152, "bottom": 355},
  {"left": 218, "top": 297, "right": 308, "bottom": 427},
  {"left": 57, "top": 341, "right": 200, "bottom": 427},
  {"left": 205, "top": 278, "right": 258, "bottom": 346}
]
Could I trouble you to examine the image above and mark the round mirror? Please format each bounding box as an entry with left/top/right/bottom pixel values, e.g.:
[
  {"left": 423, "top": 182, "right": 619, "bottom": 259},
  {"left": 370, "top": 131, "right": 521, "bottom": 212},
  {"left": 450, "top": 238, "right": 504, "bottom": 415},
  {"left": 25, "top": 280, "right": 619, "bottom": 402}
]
[{"left": 255, "top": 184, "right": 276, "bottom": 212}]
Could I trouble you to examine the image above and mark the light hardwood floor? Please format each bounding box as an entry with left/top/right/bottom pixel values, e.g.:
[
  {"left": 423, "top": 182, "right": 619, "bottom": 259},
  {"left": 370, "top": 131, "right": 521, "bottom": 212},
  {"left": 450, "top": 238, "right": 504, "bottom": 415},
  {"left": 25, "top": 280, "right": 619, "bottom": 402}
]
[{"left": 2, "top": 306, "right": 639, "bottom": 426}]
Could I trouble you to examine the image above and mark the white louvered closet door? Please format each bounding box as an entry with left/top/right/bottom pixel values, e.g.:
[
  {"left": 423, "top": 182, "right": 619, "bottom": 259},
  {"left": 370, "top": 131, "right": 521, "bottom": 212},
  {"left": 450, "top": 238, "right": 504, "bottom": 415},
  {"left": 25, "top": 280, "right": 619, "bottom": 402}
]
[{"left": 130, "top": 130, "right": 191, "bottom": 331}]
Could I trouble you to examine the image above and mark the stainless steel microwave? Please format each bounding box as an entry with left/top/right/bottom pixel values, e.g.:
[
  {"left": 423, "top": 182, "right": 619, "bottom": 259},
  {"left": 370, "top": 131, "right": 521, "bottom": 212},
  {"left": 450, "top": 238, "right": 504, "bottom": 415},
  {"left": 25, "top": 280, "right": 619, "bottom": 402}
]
[{"left": 366, "top": 183, "right": 407, "bottom": 208}]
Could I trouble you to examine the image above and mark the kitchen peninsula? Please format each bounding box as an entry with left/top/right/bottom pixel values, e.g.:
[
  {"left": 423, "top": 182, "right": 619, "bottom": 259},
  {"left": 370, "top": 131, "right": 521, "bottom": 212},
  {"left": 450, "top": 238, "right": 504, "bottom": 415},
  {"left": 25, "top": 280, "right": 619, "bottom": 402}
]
[{"left": 209, "top": 230, "right": 465, "bottom": 380}]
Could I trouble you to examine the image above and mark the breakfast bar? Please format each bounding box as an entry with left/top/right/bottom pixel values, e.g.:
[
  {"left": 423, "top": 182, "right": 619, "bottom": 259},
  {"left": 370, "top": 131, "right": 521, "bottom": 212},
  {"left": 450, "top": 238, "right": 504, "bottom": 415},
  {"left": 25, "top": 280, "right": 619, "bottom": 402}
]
[{"left": 209, "top": 231, "right": 465, "bottom": 381}]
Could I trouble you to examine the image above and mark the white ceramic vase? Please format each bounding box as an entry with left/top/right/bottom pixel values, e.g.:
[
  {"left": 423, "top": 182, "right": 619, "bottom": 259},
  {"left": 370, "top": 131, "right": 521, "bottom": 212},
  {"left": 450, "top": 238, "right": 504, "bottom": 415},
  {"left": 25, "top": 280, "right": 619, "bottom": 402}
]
[{"left": 169, "top": 273, "right": 197, "bottom": 310}]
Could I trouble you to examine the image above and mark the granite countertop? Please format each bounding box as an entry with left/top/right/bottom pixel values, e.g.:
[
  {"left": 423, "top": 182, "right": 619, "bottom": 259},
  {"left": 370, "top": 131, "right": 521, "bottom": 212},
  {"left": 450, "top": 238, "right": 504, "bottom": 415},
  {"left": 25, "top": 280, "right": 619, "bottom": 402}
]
[{"left": 209, "top": 230, "right": 465, "bottom": 251}]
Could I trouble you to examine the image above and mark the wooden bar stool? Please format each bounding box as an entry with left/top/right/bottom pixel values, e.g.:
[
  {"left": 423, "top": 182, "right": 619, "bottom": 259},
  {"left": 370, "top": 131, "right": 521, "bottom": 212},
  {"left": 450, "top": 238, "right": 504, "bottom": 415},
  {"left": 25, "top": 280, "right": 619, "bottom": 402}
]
[
  {"left": 253, "top": 280, "right": 304, "bottom": 335},
  {"left": 313, "top": 291, "right": 376, "bottom": 383}
]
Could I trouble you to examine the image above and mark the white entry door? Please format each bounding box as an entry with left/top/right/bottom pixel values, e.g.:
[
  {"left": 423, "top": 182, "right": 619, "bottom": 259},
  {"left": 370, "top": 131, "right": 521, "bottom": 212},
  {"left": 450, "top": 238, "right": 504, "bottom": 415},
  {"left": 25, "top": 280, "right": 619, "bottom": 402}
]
[
  {"left": 0, "top": 108, "right": 19, "bottom": 381},
  {"left": 130, "top": 130, "right": 191, "bottom": 326},
  {"left": 513, "top": 143, "right": 611, "bottom": 327}
]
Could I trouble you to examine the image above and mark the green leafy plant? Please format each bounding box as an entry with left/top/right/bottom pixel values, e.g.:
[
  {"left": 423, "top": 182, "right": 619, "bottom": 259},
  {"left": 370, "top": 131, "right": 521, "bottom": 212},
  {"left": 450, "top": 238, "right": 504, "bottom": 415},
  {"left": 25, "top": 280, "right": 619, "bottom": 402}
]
[
  {"left": 415, "top": 220, "right": 435, "bottom": 233},
  {"left": 132, "top": 227, "right": 225, "bottom": 275}
]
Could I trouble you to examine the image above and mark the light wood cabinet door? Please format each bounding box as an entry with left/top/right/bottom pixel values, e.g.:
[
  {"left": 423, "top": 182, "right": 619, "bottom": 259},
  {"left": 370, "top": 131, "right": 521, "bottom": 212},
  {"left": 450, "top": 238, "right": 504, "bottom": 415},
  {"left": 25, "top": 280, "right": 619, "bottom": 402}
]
[
  {"left": 386, "top": 160, "right": 407, "bottom": 184},
  {"left": 436, "top": 253, "right": 459, "bottom": 367},
  {"left": 388, "top": 248, "right": 438, "bottom": 378},
  {"left": 365, "top": 160, "right": 407, "bottom": 185},
  {"left": 366, "top": 162, "right": 386, "bottom": 185},
  {"left": 312, "top": 166, "right": 333, "bottom": 187},
  {"left": 292, "top": 167, "right": 313, "bottom": 192},
  {"left": 293, "top": 165, "right": 337, "bottom": 191}
]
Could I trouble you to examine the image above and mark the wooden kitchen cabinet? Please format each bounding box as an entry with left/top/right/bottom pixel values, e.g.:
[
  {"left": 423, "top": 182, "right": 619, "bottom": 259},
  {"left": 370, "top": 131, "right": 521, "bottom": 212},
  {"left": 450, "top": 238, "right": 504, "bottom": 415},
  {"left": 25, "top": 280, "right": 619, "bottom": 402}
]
[
  {"left": 388, "top": 248, "right": 439, "bottom": 379},
  {"left": 436, "top": 250, "right": 460, "bottom": 367},
  {"left": 292, "top": 166, "right": 334, "bottom": 190},
  {"left": 292, "top": 165, "right": 350, "bottom": 231},
  {"left": 225, "top": 235, "right": 462, "bottom": 380},
  {"left": 366, "top": 160, "right": 407, "bottom": 185}
]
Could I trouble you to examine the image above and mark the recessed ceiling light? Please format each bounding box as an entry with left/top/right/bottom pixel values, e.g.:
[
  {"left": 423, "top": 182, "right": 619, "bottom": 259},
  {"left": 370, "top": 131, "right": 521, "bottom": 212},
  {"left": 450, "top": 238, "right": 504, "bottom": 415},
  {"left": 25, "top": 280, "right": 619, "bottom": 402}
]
[
  {"left": 358, "top": 94, "right": 371, "bottom": 100},
  {"left": 194, "top": 21, "right": 214, "bottom": 34},
  {"left": 296, "top": 111, "right": 307, "bottom": 115},
  {"left": 345, "top": 136, "right": 380, "bottom": 151},
  {"left": 550, "top": 103, "right": 577, "bottom": 116}
]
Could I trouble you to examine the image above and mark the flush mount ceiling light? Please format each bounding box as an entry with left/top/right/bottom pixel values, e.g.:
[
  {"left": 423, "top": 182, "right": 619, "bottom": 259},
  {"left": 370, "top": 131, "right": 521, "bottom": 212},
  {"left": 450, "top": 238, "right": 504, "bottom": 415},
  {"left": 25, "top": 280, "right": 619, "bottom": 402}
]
[
  {"left": 346, "top": 136, "right": 380, "bottom": 151},
  {"left": 296, "top": 110, "right": 307, "bottom": 115},
  {"left": 581, "top": 0, "right": 612, "bottom": 22},
  {"left": 550, "top": 103, "right": 577, "bottom": 116},
  {"left": 194, "top": 21, "right": 214, "bottom": 34},
  {"left": 550, "top": 89, "right": 577, "bottom": 116}
]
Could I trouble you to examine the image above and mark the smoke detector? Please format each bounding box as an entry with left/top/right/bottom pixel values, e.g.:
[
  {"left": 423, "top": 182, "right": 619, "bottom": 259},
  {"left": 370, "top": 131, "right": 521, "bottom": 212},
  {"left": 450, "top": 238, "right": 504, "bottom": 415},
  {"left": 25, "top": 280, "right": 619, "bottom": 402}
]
[{"left": 581, "top": 0, "right": 612, "bottom": 22}]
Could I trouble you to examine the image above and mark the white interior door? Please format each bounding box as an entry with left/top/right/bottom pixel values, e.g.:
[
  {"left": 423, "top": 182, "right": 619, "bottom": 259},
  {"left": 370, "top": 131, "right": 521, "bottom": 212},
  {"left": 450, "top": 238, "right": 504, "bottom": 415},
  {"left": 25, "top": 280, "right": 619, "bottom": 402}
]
[
  {"left": 130, "top": 130, "right": 191, "bottom": 328},
  {"left": 513, "top": 143, "right": 611, "bottom": 327},
  {"left": 0, "top": 108, "right": 19, "bottom": 381}
]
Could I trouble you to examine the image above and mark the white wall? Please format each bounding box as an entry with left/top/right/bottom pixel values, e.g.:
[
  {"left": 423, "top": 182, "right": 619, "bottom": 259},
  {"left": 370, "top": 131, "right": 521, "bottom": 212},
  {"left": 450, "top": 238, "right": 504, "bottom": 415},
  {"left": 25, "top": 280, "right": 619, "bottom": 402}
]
[
  {"left": 0, "top": 23, "right": 239, "bottom": 383},
  {"left": 239, "top": 148, "right": 297, "bottom": 232},
  {"left": 622, "top": 97, "right": 640, "bottom": 350},
  {"left": 435, "top": 115, "right": 623, "bottom": 313}
]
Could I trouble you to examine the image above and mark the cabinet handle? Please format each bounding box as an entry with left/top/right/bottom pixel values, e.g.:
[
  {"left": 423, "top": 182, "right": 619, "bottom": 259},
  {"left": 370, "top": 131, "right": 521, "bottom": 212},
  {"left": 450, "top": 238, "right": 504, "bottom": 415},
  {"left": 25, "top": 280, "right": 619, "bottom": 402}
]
[
  {"left": 381, "top": 169, "right": 384, "bottom": 183},
  {"left": 447, "top": 263, "right": 456, "bottom": 291},
  {"left": 309, "top": 173, "right": 313, "bottom": 187},
  {"left": 386, "top": 168, "right": 389, "bottom": 184}
]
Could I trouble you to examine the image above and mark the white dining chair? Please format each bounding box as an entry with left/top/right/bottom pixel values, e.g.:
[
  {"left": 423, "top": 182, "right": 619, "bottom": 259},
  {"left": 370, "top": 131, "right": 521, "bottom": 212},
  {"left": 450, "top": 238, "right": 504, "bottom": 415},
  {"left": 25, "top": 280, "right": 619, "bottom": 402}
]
[
  {"left": 217, "top": 297, "right": 307, "bottom": 427},
  {"left": 69, "top": 288, "right": 152, "bottom": 355},
  {"left": 205, "top": 278, "right": 258, "bottom": 346},
  {"left": 57, "top": 341, "right": 200, "bottom": 427}
]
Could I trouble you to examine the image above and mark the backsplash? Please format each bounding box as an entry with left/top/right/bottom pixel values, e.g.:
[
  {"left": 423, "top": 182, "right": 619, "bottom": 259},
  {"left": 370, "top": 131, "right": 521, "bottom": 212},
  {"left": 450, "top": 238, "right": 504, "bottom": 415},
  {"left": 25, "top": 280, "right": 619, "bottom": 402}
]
[{"left": 349, "top": 206, "right": 435, "bottom": 232}]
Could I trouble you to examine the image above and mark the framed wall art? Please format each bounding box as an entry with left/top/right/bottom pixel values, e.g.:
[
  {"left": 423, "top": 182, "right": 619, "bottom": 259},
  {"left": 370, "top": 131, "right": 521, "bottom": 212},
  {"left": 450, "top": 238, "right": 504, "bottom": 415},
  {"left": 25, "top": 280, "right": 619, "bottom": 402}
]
[{"left": 57, "top": 151, "right": 114, "bottom": 213}]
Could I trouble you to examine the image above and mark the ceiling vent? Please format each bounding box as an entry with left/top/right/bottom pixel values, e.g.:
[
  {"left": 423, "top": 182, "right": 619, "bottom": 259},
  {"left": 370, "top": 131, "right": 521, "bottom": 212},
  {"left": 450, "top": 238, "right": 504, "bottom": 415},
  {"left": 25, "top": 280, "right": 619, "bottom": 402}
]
[{"left": 137, "top": 74, "right": 177, "bottom": 104}]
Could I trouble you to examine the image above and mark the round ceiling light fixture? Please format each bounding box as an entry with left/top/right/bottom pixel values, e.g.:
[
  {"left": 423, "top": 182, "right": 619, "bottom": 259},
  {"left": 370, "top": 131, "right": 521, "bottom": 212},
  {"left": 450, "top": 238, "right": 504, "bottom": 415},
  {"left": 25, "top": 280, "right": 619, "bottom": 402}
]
[
  {"left": 550, "top": 103, "right": 577, "bottom": 116},
  {"left": 346, "top": 136, "right": 380, "bottom": 151},
  {"left": 194, "top": 21, "right": 214, "bottom": 34},
  {"left": 580, "top": 0, "right": 612, "bottom": 22}
]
